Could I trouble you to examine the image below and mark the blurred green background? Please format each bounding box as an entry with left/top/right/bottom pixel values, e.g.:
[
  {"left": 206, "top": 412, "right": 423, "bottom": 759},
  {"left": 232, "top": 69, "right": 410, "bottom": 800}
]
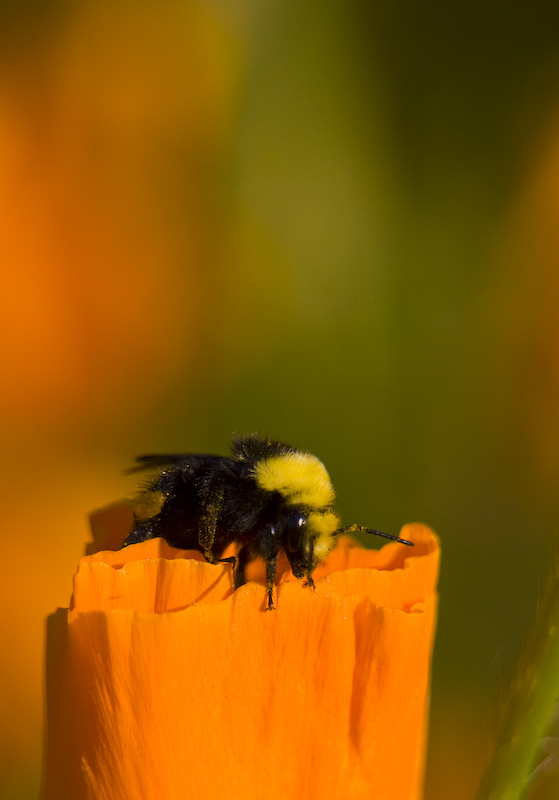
[{"left": 1, "top": 1, "right": 558, "bottom": 798}]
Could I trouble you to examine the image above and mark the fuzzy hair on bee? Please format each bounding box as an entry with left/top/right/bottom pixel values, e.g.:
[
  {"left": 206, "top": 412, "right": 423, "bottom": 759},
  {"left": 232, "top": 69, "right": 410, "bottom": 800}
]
[{"left": 123, "top": 434, "right": 413, "bottom": 609}]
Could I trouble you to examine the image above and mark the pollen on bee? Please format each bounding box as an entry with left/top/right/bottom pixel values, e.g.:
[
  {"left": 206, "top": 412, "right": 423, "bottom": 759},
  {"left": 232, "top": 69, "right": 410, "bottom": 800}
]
[{"left": 133, "top": 490, "right": 166, "bottom": 522}]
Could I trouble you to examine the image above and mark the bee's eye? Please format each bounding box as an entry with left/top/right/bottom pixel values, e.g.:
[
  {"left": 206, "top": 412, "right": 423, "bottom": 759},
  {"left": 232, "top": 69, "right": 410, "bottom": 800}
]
[{"left": 284, "top": 510, "right": 307, "bottom": 553}]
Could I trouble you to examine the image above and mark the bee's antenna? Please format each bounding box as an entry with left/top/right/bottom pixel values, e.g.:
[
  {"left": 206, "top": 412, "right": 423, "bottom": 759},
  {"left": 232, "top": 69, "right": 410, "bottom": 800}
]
[{"left": 334, "top": 524, "right": 414, "bottom": 547}]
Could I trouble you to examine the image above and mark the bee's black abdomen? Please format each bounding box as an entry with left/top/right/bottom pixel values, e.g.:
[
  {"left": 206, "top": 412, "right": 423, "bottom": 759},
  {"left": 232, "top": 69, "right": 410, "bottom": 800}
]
[{"left": 124, "top": 451, "right": 277, "bottom": 557}]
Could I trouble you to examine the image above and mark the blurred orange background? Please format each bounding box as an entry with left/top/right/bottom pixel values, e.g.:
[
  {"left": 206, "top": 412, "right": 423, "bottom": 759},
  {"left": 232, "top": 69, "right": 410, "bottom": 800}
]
[{"left": 1, "top": 2, "right": 558, "bottom": 798}]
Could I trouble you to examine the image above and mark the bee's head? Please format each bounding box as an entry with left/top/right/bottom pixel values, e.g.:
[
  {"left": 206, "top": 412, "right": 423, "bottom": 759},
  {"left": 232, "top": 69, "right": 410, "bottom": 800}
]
[
  {"left": 281, "top": 507, "right": 340, "bottom": 578},
  {"left": 251, "top": 444, "right": 413, "bottom": 578},
  {"left": 253, "top": 449, "right": 340, "bottom": 575}
]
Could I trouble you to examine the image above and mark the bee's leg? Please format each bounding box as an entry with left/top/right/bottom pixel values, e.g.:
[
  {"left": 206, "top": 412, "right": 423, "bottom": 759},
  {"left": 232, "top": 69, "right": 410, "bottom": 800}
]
[
  {"left": 122, "top": 520, "right": 154, "bottom": 547},
  {"left": 234, "top": 546, "right": 250, "bottom": 589},
  {"left": 123, "top": 468, "right": 182, "bottom": 547},
  {"left": 259, "top": 525, "right": 279, "bottom": 610},
  {"left": 217, "top": 554, "right": 236, "bottom": 593},
  {"left": 198, "top": 471, "right": 226, "bottom": 563},
  {"left": 265, "top": 558, "right": 277, "bottom": 610},
  {"left": 304, "top": 538, "right": 315, "bottom": 589}
]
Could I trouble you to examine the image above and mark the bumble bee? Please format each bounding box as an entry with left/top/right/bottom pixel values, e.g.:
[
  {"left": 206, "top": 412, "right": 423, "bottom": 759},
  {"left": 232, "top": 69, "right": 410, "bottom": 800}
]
[{"left": 123, "top": 434, "right": 413, "bottom": 609}]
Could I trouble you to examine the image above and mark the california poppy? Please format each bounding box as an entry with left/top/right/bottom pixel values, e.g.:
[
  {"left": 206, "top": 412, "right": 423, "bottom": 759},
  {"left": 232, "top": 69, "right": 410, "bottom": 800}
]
[{"left": 42, "top": 517, "right": 439, "bottom": 800}]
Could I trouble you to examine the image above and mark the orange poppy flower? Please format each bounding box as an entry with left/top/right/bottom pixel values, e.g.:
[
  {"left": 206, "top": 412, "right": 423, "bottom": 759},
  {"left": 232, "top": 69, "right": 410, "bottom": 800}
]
[{"left": 41, "top": 513, "right": 439, "bottom": 800}]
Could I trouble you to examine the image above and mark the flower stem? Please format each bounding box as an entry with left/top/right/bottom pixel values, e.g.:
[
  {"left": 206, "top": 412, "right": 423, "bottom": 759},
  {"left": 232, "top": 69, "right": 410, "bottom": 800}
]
[{"left": 476, "top": 569, "right": 559, "bottom": 800}]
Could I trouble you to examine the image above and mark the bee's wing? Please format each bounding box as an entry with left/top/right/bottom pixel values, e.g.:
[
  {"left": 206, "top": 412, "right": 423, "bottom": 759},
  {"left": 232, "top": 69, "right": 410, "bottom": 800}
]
[{"left": 127, "top": 454, "right": 241, "bottom": 474}]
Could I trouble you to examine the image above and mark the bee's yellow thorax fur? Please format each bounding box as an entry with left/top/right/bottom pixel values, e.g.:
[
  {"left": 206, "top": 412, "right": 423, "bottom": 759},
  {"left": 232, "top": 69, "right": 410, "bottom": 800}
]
[{"left": 254, "top": 452, "right": 335, "bottom": 508}]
